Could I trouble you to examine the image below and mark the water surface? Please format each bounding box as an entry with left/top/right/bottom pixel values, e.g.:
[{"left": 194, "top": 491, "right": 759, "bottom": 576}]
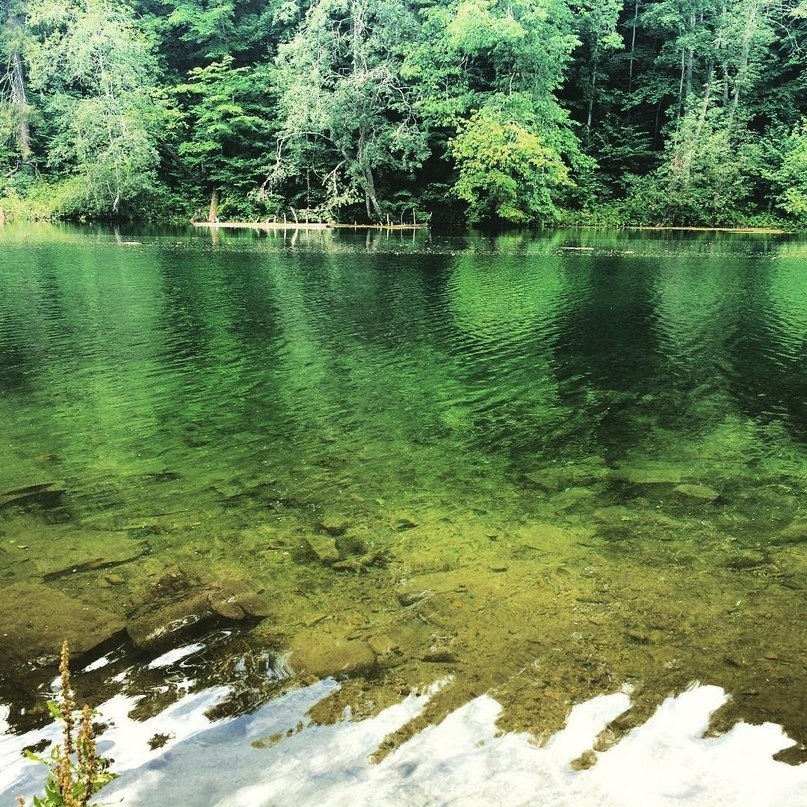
[{"left": 0, "top": 224, "right": 805, "bottom": 770}]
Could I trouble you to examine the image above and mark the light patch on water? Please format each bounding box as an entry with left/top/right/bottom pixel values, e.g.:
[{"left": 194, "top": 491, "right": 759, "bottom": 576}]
[
  {"left": 147, "top": 642, "right": 205, "bottom": 669},
  {"left": 209, "top": 684, "right": 807, "bottom": 807},
  {"left": 3, "top": 680, "right": 804, "bottom": 807},
  {"left": 0, "top": 678, "right": 232, "bottom": 801},
  {"left": 82, "top": 655, "right": 113, "bottom": 673}
]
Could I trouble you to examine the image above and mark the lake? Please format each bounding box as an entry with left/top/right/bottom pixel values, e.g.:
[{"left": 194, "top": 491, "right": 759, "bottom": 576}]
[{"left": 0, "top": 224, "right": 805, "bottom": 801}]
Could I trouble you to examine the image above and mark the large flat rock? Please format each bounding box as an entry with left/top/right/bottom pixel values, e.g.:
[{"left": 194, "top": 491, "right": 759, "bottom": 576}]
[
  {"left": 0, "top": 582, "right": 125, "bottom": 666},
  {"left": 290, "top": 630, "right": 377, "bottom": 678}
]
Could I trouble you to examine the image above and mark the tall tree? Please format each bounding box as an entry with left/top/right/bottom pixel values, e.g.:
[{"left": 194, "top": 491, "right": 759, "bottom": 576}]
[
  {"left": 174, "top": 55, "right": 271, "bottom": 220},
  {"left": 27, "top": 0, "right": 167, "bottom": 215},
  {"left": 271, "top": 0, "right": 427, "bottom": 220},
  {"left": 572, "top": 0, "right": 624, "bottom": 136},
  {"left": 0, "top": 0, "right": 30, "bottom": 160},
  {"left": 405, "top": 0, "right": 587, "bottom": 223}
]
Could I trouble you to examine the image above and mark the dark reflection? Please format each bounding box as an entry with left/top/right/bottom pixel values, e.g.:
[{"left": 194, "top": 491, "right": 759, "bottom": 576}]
[
  {"left": 726, "top": 260, "right": 807, "bottom": 442},
  {"left": 0, "top": 226, "right": 804, "bottom": 493},
  {"left": 550, "top": 255, "right": 660, "bottom": 459}
]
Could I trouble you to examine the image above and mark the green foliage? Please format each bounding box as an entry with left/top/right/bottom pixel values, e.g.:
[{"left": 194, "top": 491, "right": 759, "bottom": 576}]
[
  {"left": 623, "top": 105, "right": 761, "bottom": 225},
  {"left": 272, "top": 0, "right": 428, "bottom": 220},
  {"left": 25, "top": 0, "right": 167, "bottom": 216},
  {"left": 405, "top": 0, "right": 580, "bottom": 131},
  {"left": 165, "top": 0, "right": 235, "bottom": 58},
  {"left": 450, "top": 104, "right": 571, "bottom": 223},
  {"left": 404, "top": 0, "right": 586, "bottom": 224},
  {"left": 1, "top": 0, "right": 806, "bottom": 225},
  {"left": 174, "top": 54, "right": 271, "bottom": 198},
  {"left": 771, "top": 119, "right": 807, "bottom": 222}
]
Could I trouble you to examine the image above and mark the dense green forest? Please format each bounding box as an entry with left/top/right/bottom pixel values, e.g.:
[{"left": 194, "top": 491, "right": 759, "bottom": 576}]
[{"left": 1, "top": 0, "right": 806, "bottom": 226}]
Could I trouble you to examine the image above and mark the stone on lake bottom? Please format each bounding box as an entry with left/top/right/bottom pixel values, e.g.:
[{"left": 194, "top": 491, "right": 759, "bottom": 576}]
[
  {"left": 673, "top": 484, "right": 720, "bottom": 502},
  {"left": 126, "top": 568, "right": 271, "bottom": 649},
  {"left": 771, "top": 521, "right": 807, "bottom": 545},
  {"left": 289, "top": 631, "right": 377, "bottom": 678},
  {"left": 0, "top": 582, "right": 125, "bottom": 666},
  {"left": 302, "top": 535, "right": 340, "bottom": 565}
]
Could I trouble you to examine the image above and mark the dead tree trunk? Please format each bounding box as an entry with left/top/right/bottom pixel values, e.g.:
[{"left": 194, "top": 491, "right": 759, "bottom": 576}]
[
  {"left": 207, "top": 189, "right": 219, "bottom": 222},
  {"left": 362, "top": 165, "right": 383, "bottom": 220},
  {"left": 4, "top": 1, "right": 30, "bottom": 158}
]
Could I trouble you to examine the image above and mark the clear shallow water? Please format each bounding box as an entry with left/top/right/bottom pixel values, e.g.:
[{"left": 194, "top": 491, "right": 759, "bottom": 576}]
[{"left": 0, "top": 224, "right": 805, "bottom": 781}]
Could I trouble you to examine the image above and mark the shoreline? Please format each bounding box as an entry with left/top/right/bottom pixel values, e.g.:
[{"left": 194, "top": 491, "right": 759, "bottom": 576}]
[
  {"left": 193, "top": 221, "right": 428, "bottom": 231},
  {"left": 193, "top": 221, "right": 792, "bottom": 235},
  {"left": 627, "top": 224, "right": 790, "bottom": 234}
]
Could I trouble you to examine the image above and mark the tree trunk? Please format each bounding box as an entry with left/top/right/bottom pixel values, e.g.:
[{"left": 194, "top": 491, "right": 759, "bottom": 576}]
[
  {"left": 4, "top": 1, "right": 30, "bottom": 159},
  {"left": 357, "top": 128, "right": 382, "bottom": 220},
  {"left": 363, "top": 165, "right": 382, "bottom": 220},
  {"left": 586, "top": 59, "right": 598, "bottom": 135},
  {"left": 208, "top": 189, "right": 219, "bottom": 222},
  {"left": 10, "top": 51, "right": 30, "bottom": 158},
  {"left": 680, "top": 67, "right": 714, "bottom": 183},
  {"left": 685, "top": 13, "right": 696, "bottom": 103},
  {"left": 729, "top": 0, "right": 761, "bottom": 123},
  {"left": 628, "top": 0, "right": 639, "bottom": 92}
]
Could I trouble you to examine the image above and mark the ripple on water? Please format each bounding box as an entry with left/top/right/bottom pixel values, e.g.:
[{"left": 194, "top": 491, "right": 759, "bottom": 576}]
[{"left": 0, "top": 224, "right": 805, "bottom": 780}]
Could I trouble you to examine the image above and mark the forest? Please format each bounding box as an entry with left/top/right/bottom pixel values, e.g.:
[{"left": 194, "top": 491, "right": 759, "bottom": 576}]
[{"left": 1, "top": 0, "right": 806, "bottom": 227}]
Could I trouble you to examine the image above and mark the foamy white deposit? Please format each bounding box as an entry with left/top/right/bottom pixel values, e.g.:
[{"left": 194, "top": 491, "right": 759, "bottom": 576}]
[{"left": 2, "top": 677, "right": 805, "bottom": 806}]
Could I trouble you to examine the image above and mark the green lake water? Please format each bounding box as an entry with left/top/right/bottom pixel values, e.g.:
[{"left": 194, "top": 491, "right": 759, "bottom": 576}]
[{"left": 0, "top": 224, "right": 805, "bottom": 758}]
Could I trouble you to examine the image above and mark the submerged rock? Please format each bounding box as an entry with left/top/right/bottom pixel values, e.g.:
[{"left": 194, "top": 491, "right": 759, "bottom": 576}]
[
  {"left": 420, "top": 647, "right": 457, "bottom": 663},
  {"left": 331, "top": 548, "right": 389, "bottom": 572},
  {"left": 523, "top": 457, "right": 608, "bottom": 492},
  {"left": 592, "top": 506, "right": 682, "bottom": 542},
  {"left": 38, "top": 538, "right": 150, "bottom": 581},
  {"left": 366, "top": 633, "right": 402, "bottom": 668},
  {"left": 523, "top": 470, "right": 564, "bottom": 493},
  {"left": 0, "top": 481, "right": 66, "bottom": 511},
  {"left": 126, "top": 567, "right": 271, "bottom": 649},
  {"left": 511, "top": 522, "right": 573, "bottom": 549},
  {"left": 611, "top": 465, "right": 685, "bottom": 485},
  {"left": 673, "top": 484, "right": 720, "bottom": 502},
  {"left": 771, "top": 520, "right": 807, "bottom": 545},
  {"left": 592, "top": 506, "right": 636, "bottom": 528},
  {"left": 289, "top": 631, "right": 377, "bottom": 678},
  {"left": 0, "top": 582, "right": 125, "bottom": 666},
  {"left": 549, "top": 487, "right": 597, "bottom": 511},
  {"left": 302, "top": 534, "right": 340, "bottom": 565},
  {"left": 724, "top": 550, "right": 769, "bottom": 570},
  {"left": 316, "top": 517, "right": 350, "bottom": 536}
]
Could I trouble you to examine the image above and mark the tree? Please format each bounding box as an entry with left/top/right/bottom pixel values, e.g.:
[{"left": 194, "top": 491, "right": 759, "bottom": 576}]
[
  {"left": 625, "top": 103, "right": 760, "bottom": 224},
  {"left": 271, "top": 0, "right": 428, "bottom": 221},
  {"left": 0, "top": 0, "right": 31, "bottom": 161},
  {"left": 571, "top": 0, "right": 624, "bottom": 136},
  {"left": 770, "top": 119, "right": 807, "bottom": 222},
  {"left": 450, "top": 101, "right": 571, "bottom": 222},
  {"left": 405, "top": 0, "right": 587, "bottom": 223},
  {"left": 26, "top": 0, "right": 166, "bottom": 215},
  {"left": 174, "top": 55, "right": 272, "bottom": 220}
]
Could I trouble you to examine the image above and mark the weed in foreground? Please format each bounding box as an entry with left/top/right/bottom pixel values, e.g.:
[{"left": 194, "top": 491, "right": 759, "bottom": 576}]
[{"left": 19, "top": 641, "right": 115, "bottom": 807}]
